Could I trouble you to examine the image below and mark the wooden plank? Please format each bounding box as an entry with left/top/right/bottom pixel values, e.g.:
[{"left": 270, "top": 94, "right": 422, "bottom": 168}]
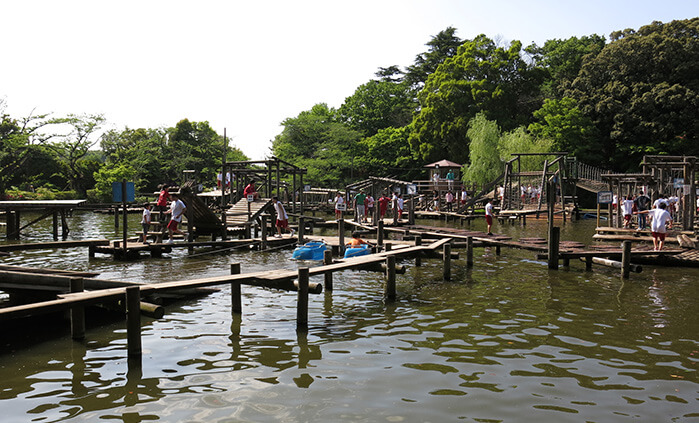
[{"left": 0, "top": 239, "right": 109, "bottom": 252}]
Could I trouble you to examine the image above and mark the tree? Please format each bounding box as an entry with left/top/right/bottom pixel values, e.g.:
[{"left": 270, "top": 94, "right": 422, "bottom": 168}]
[
  {"left": 567, "top": 18, "right": 699, "bottom": 170},
  {"left": 165, "top": 119, "right": 227, "bottom": 184},
  {"left": 526, "top": 35, "right": 606, "bottom": 98},
  {"left": 338, "top": 79, "right": 417, "bottom": 137},
  {"left": 45, "top": 114, "right": 105, "bottom": 195},
  {"left": 498, "top": 127, "right": 553, "bottom": 171},
  {"left": 409, "top": 35, "right": 543, "bottom": 163},
  {"left": 462, "top": 114, "right": 502, "bottom": 185},
  {"left": 272, "top": 104, "right": 363, "bottom": 187},
  {"left": 405, "top": 27, "right": 463, "bottom": 88},
  {"left": 354, "top": 126, "right": 419, "bottom": 179},
  {"left": 528, "top": 97, "right": 598, "bottom": 162}
]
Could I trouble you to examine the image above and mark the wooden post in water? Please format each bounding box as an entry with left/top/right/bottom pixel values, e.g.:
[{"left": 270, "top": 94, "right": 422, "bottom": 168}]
[
  {"left": 408, "top": 196, "right": 415, "bottom": 225},
  {"left": 125, "top": 286, "right": 142, "bottom": 359},
  {"left": 443, "top": 243, "right": 451, "bottom": 281},
  {"left": 466, "top": 236, "right": 474, "bottom": 268},
  {"left": 415, "top": 235, "right": 422, "bottom": 267},
  {"left": 621, "top": 240, "right": 631, "bottom": 279},
  {"left": 548, "top": 226, "right": 560, "bottom": 270},
  {"left": 114, "top": 205, "right": 119, "bottom": 229},
  {"left": 324, "top": 249, "right": 333, "bottom": 291},
  {"left": 385, "top": 255, "right": 396, "bottom": 300},
  {"left": 70, "top": 278, "right": 85, "bottom": 340},
  {"left": 338, "top": 218, "right": 345, "bottom": 254},
  {"left": 231, "top": 263, "right": 241, "bottom": 314},
  {"left": 377, "top": 220, "right": 384, "bottom": 246},
  {"left": 384, "top": 242, "right": 392, "bottom": 252},
  {"left": 297, "top": 267, "right": 309, "bottom": 330},
  {"left": 53, "top": 211, "right": 59, "bottom": 241},
  {"left": 122, "top": 180, "right": 128, "bottom": 257},
  {"left": 585, "top": 256, "right": 593, "bottom": 271},
  {"left": 260, "top": 215, "right": 268, "bottom": 250},
  {"left": 298, "top": 216, "right": 305, "bottom": 244}
]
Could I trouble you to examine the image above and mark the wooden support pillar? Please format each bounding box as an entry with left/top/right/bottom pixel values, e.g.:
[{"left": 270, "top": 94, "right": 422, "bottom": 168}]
[
  {"left": 621, "top": 241, "right": 631, "bottom": 279},
  {"left": 384, "top": 242, "right": 392, "bottom": 252},
  {"left": 466, "top": 236, "right": 473, "bottom": 268},
  {"left": 297, "top": 267, "right": 309, "bottom": 330},
  {"left": 548, "top": 226, "right": 560, "bottom": 270},
  {"left": 385, "top": 255, "right": 396, "bottom": 300},
  {"left": 414, "top": 235, "right": 422, "bottom": 266},
  {"left": 377, "top": 220, "right": 384, "bottom": 246},
  {"left": 443, "top": 243, "right": 451, "bottom": 281},
  {"left": 408, "top": 196, "right": 415, "bottom": 225},
  {"left": 52, "top": 211, "right": 59, "bottom": 241},
  {"left": 495, "top": 245, "right": 501, "bottom": 256},
  {"left": 125, "top": 286, "right": 142, "bottom": 359},
  {"left": 585, "top": 256, "right": 593, "bottom": 271},
  {"left": 231, "top": 263, "right": 241, "bottom": 314},
  {"left": 298, "top": 216, "right": 305, "bottom": 244},
  {"left": 260, "top": 215, "right": 268, "bottom": 250},
  {"left": 338, "top": 218, "right": 345, "bottom": 254},
  {"left": 114, "top": 205, "right": 119, "bottom": 229},
  {"left": 521, "top": 214, "right": 526, "bottom": 226},
  {"left": 323, "top": 249, "right": 333, "bottom": 291},
  {"left": 70, "top": 278, "right": 85, "bottom": 340}
]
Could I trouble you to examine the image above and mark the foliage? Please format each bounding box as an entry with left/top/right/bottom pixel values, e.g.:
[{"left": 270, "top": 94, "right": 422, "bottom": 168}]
[
  {"left": 338, "top": 79, "right": 417, "bottom": 137},
  {"left": 409, "top": 35, "right": 544, "bottom": 164},
  {"left": 567, "top": 18, "right": 699, "bottom": 170},
  {"left": 354, "top": 126, "right": 421, "bottom": 179},
  {"left": 498, "top": 126, "right": 553, "bottom": 171},
  {"left": 528, "top": 97, "right": 597, "bottom": 161},
  {"left": 526, "top": 35, "right": 606, "bottom": 98},
  {"left": 92, "top": 162, "right": 138, "bottom": 202},
  {"left": 462, "top": 114, "right": 502, "bottom": 184},
  {"left": 272, "top": 104, "right": 363, "bottom": 187},
  {"left": 404, "top": 27, "right": 464, "bottom": 88}
]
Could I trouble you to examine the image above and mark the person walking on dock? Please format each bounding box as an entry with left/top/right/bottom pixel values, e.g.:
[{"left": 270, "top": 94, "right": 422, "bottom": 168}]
[
  {"left": 366, "top": 194, "right": 375, "bottom": 223},
  {"left": 638, "top": 202, "right": 673, "bottom": 251},
  {"left": 334, "top": 192, "right": 345, "bottom": 220},
  {"left": 378, "top": 193, "right": 390, "bottom": 220},
  {"left": 156, "top": 184, "right": 170, "bottom": 224},
  {"left": 164, "top": 193, "right": 187, "bottom": 243},
  {"left": 485, "top": 198, "right": 494, "bottom": 235},
  {"left": 634, "top": 190, "right": 651, "bottom": 230},
  {"left": 622, "top": 195, "right": 635, "bottom": 228},
  {"left": 273, "top": 196, "right": 294, "bottom": 237},
  {"left": 445, "top": 190, "right": 454, "bottom": 212},
  {"left": 397, "top": 194, "right": 404, "bottom": 221},
  {"left": 354, "top": 190, "right": 367, "bottom": 223},
  {"left": 141, "top": 203, "right": 152, "bottom": 244}
]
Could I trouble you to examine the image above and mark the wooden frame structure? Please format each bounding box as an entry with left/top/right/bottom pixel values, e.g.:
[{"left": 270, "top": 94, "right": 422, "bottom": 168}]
[{"left": 0, "top": 200, "right": 86, "bottom": 240}]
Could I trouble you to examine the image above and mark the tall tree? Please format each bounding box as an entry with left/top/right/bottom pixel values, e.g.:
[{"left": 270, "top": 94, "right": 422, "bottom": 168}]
[
  {"left": 409, "top": 35, "right": 543, "bottom": 163},
  {"left": 405, "top": 27, "right": 463, "bottom": 88},
  {"left": 567, "top": 18, "right": 699, "bottom": 170},
  {"left": 338, "top": 79, "right": 417, "bottom": 137}
]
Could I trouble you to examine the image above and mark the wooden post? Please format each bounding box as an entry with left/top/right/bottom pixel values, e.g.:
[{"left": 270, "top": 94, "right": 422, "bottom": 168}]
[
  {"left": 297, "top": 267, "right": 309, "bottom": 330},
  {"left": 125, "top": 286, "right": 142, "bottom": 359},
  {"left": 377, "top": 220, "right": 384, "bottom": 246},
  {"left": 260, "top": 215, "right": 268, "bottom": 250},
  {"left": 338, "top": 218, "right": 345, "bottom": 254},
  {"left": 443, "top": 243, "right": 451, "bottom": 281},
  {"left": 495, "top": 245, "right": 501, "bottom": 256},
  {"left": 385, "top": 242, "right": 392, "bottom": 252},
  {"left": 122, "top": 180, "right": 128, "bottom": 256},
  {"left": 585, "top": 256, "right": 593, "bottom": 271},
  {"left": 70, "top": 278, "right": 85, "bottom": 340},
  {"left": 415, "top": 235, "right": 422, "bottom": 266},
  {"left": 231, "top": 263, "right": 241, "bottom": 314},
  {"left": 408, "top": 195, "right": 415, "bottom": 225},
  {"left": 385, "top": 255, "right": 396, "bottom": 300},
  {"left": 466, "top": 236, "right": 473, "bottom": 268},
  {"left": 114, "top": 205, "right": 119, "bottom": 229},
  {"left": 298, "top": 216, "right": 305, "bottom": 244},
  {"left": 548, "top": 226, "right": 560, "bottom": 270},
  {"left": 323, "top": 249, "right": 333, "bottom": 291},
  {"left": 621, "top": 240, "right": 631, "bottom": 279},
  {"left": 52, "top": 211, "right": 59, "bottom": 241}
]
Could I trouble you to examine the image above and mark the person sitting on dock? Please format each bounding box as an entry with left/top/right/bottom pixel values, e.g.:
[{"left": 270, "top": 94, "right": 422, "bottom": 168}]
[
  {"left": 346, "top": 231, "right": 374, "bottom": 247},
  {"left": 243, "top": 181, "right": 259, "bottom": 200},
  {"left": 141, "top": 203, "right": 152, "bottom": 244},
  {"left": 638, "top": 202, "right": 673, "bottom": 251},
  {"left": 485, "top": 198, "right": 494, "bottom": 236},
  {"left": 272, "top": 196, "right": 294, "bottom": 238},
  {"left": 164, "top": 193, "right": 187, "bottom": 243}
]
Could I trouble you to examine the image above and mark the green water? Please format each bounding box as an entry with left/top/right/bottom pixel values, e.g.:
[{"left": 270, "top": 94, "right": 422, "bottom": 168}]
[{"left": 0, "top": 212, "right": 697, "bottom": 422}]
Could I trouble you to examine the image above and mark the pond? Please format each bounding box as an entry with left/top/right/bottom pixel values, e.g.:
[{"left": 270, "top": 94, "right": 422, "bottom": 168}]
[{"left": 0, "top": 211, "right": 697, "bottom": 422}]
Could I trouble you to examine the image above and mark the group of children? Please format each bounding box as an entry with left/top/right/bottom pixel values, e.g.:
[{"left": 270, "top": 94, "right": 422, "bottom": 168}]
[
  {"left": 619, "top": 191, "right": 674, "bottom": 251},
  {"left": 334, "top": 192, "right": 403, "bottom": 222},
  {"left": 141, "top": 184, "right": 188, "bottom": 244}
]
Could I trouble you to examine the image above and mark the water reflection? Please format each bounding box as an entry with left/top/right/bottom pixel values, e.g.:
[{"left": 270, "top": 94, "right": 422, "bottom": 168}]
[{"left": 0, "top": 213, "right": 698, "bottom": 421}]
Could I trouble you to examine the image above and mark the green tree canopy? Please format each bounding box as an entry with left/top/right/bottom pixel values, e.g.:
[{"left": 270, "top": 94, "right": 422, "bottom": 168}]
[
  {"left": 567, "top": 18, "right": 699, "bottom": 170},
  {"left": 409, "top": 35, "right": 543, "bottom": 164}
]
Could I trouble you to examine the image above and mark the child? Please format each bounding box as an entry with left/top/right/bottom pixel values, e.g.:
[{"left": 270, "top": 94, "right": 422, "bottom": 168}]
[
  {"left": 156, "top": 184, "right": 170, "bottom": 223},
  {"left": 346, "top": 231, "right": 374, "bottom": 247},
  {"left": 485, "top": 198, "right": 494, "bottom": 235},
  {"left": 141, "top": 203, "right": 152, "bottom": 244},
  {"left": 164, "top": 193, "right": 187, "bottom": 243},
  {"left": 622, "top": 195, "right": 635, "bottom": 228},
  {"left": 273, "top": 196, "right": 294, "bottom": 237}
]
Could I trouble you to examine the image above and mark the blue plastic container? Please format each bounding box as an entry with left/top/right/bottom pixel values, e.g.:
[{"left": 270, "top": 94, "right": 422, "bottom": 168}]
[
  {"left": 291, "top": 241, "right": 327, "bottom": 261},
  {"left": 343, "top": 244, "right": 372, "bottom": 259}
]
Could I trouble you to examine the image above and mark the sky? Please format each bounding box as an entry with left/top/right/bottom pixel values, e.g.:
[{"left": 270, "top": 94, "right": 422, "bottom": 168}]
[{"left": 1, "top": 1, "right": 697, "bottom": 160}]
